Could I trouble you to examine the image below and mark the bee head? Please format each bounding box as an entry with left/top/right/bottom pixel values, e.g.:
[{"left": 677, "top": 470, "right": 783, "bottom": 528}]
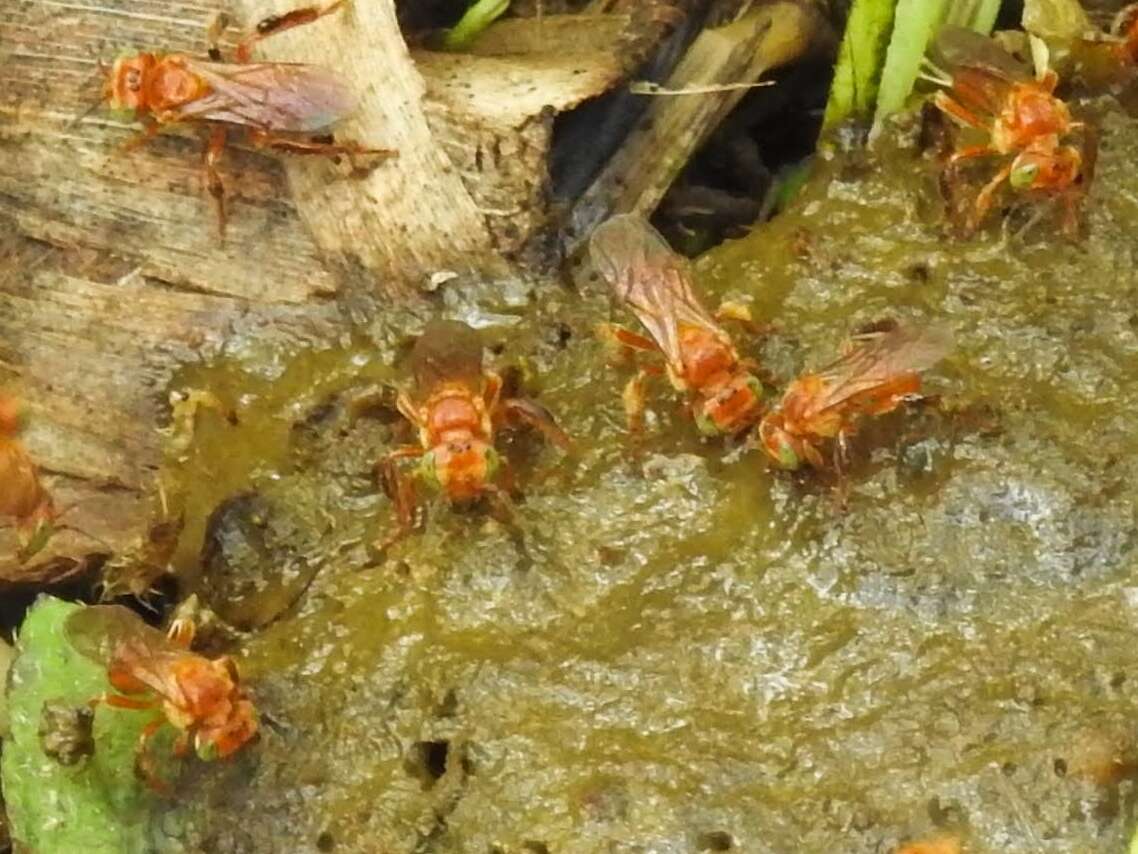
[{"left": 106, "top": 52, "right": 155, "bottom": 113}]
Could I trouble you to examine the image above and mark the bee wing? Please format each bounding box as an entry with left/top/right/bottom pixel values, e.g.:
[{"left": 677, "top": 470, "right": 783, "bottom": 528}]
[
  {"left": 932, "top": 27, "right": 1029, "bottom": 118},
  {"left": 589, "top": 214, "right": 727, "bottom": 374},
  {"left": 65, "top": 605, "right": 188, "bottom": 698},
  {"left": 410, "top": 319, "right": 486, "bottom": 394},
  {"left": 174, "top": 60, "right": 356, "bottom": 133},
  {"left": 0, "top": 438, "right": 46, "bottom": 520},
  {"left": 934, "top": 26, "right": 1031, "bottom": 82},
  {"left": 803, "top": 324, "right": 953, "bottom": 418}
]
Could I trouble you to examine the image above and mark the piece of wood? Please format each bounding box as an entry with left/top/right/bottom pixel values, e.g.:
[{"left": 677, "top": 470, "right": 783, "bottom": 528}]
[
  {"left": 0, "top": 0, "right": 634, "bottom": 293},
  {"left": 234, "top": 0, "right": 506, "bottom": 292},
  {"left": 0, "top": 0, "right": 340, "bottom": 303},
  {"left": 567, "top": 0, "right": 824, "bottom": 249},
  {"left": 415, "top": 22, "right": 627, "bottom": 257},
  {"left": 0, "top": 233, "right": 337, "bottom": 589}
]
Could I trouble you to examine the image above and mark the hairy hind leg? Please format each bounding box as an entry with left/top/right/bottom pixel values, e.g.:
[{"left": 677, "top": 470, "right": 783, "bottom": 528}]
[
  {"left": 375, "top": 445, "right": 424, "bottom": 553},
  {"left": 970, "top": 161, "right": 1014, "bottom": 232},
  {"left": 135, "top": 715, "right": 173, "bottom": 794},
  {"left": 203, "top": 125, "right": 228, "bottom": 238},
  {"left": 245, "top": 130, "right": 397, "bottom": 169}
]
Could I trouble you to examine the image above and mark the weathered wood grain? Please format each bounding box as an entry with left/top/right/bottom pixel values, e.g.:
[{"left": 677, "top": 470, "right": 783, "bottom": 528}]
[{"left": 0, "top": 231, "right": 338, "bottom": 587}]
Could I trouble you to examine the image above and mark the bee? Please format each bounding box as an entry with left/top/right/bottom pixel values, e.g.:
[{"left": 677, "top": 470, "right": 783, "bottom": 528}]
[
  {"left": 65, "top": 605, "right": 258, "bottom": 792},
  {"left": 1112, "top": 4, "right": 1138, "bottom": 64},
  {"left": 378, "top": 320, "right": 570, "bottom": 548},
  {"left": 928, "top": 27, "right": 1085, "bottom": 234},
  {"left": 589, "top": 214, "right": 764, "bottom": 437},
  {"left": 101, "top": 0, "right": 395, "bottom": 234},
  {"left": 0, "top": 395, "right": 58, "bottom": 560},
  {"left": 758, "top": 322, "right": 952, "bottom": 470}
]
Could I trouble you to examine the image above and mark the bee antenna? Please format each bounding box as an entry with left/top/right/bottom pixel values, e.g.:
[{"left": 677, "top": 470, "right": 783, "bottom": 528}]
[{"left": 71, "top": 60, "right": 109, "bottom": 128}]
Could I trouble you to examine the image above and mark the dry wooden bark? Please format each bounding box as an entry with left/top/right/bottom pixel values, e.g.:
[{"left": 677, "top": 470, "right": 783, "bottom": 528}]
[
  {"left": 567, "top": 0, "right": 825, "bottom": 250},
  {"left": 0, "top": 233, "right": 338, "bottom": 588},
  {"left": 1, "top": 0, "right": 631, "bottom": 298},
  {"left": 0, "top": 0, "right": 338, "bottom": 304}
]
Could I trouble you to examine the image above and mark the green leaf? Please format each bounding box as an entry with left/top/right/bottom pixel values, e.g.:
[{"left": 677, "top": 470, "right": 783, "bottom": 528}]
[
  {"left": 822, "top": 0, "right": 897, "bottom": 131},
  {"left": 870, "top": 0, "right": 950, "bottom": 135},
  {"left": 441, "top": 0, "right": 512, "bottom": 51},
  {"left": 870, "top": 0, "right": 1000, "bottom": 136},
  {"left": 947, "top": 0, "right": 1001, "bottom": 30},
  {"left": 1, "top": 597, "right": 163, "bottom": 853},
  {"left": 821, "top": 0, "right": 1001, "bottom": 138}
]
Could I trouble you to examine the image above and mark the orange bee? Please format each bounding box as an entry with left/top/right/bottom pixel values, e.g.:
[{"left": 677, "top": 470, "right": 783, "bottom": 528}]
[
  {"left": 758, "top": 322, "right": 952, "bottom": 470},
  {"left": 589, "top": 214, "right": 764, "bottom": 437},
  {"left": 1107, "top": 4, "right": 1138, "bottom": 64},
  {"left": 65, "top": 604, "right": 258, "bottom": 792},
  {"left": 379, "top": 320, "right": 571, "bottom": 548},
  {"left": 102, "top": 0, "right": 394, "bottom": 234},
  {"left": 0, "top": 395, "right": 58, "bottom": 560},
  {"left": 929, "top": 27, "right": 1085, "bottom": 233}
]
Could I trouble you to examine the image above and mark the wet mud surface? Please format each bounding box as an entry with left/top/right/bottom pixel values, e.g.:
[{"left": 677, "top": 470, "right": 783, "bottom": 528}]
[{"left": 147, "top": 100, "right": 1138, "bottom": 852}]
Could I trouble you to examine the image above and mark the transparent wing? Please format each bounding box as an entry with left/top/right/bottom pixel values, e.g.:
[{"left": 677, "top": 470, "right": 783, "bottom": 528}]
[
  {"left": 65, "top": 605, "right": 187, "bottom": 698},
  {"left": 933, "top": 26, "right": 1031, "bottom": 83},
  {"left": 410, "top": 319, "right": 486, "bottom": 394},
  {"left": 589, "top": 214, "right": 729, "bottom": 374},
  {"left": 176, "top": 60, "right": 356, "bottom": 132},
  {"left": 931, "top": 27, "right": 1029, "bottom": 119},
  {"left": 803, "top": 323, "right": 953, "bottom": 418}
]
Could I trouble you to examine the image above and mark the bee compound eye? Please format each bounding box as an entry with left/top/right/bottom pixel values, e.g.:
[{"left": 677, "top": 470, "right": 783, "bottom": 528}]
[{"left": 483, "top": 446, "right": 501, "bottom": 479}]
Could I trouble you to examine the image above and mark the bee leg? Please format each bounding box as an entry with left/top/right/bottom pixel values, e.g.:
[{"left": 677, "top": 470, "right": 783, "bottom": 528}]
[
  {"left": 485, "top": 482, "right": 531, "bottom": 560},
  {"left": 375, "top": 446, "right": 424, "bottom": 553},
  {"left": 800, "top": 442, "right": 826, "bottom": 470},
  {"left": 166, "top": 615, "right": 196, "bottom": 649},
  {"left": 135, "top": 716, "right": 173, "bottom": 794},
  {"left": 96, "top": 692, "right": 160, "bottom": 711},
  {"left": 483, "top": 369, "right": 503, "bottom": 413},
  {"left": 236, "top": 0, "right": 346, "bottom": 62},
  {"left": 932, "top": 93, "right": 989, "bottom": 133},
  {"left": 970, "top": 160, "right": 1014, "bottom": 233},
  {"left": 836, "top": 430, "right": 852, "bottom": 471},
  {"left": 203, "top": 126, "right": 228, "bottom": 239},
  {"left": 596, "top": 323, "right": 659, "bottom": 359},
  {"left": 172, "top": 731, "right": 192, "bottom": 759},
  {"left": 246, "top": 129, "right": 397, "bottom": 162},
  {"left": 622, "top": 370, "right": 650, "bottom": 433},
  {"left": 831, "top": 435, "right": 852, "bottom": 510},
  {"left": 122, "top": 118, "right": 159, "bottom": 152},
  {"left": 206, "top": 12, "right": 230, "bottom": 60},
  {"left": 499, "top": 398, "right": 571, "bottom": 450},
  {"left": 1056, "top": 187, "right": 1082, "bottom": 240}
]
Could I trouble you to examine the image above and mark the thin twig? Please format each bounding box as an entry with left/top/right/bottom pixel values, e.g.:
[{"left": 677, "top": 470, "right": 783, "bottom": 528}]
[{"left": 629, "top": 80, "right": 775, "bottom": 95}]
